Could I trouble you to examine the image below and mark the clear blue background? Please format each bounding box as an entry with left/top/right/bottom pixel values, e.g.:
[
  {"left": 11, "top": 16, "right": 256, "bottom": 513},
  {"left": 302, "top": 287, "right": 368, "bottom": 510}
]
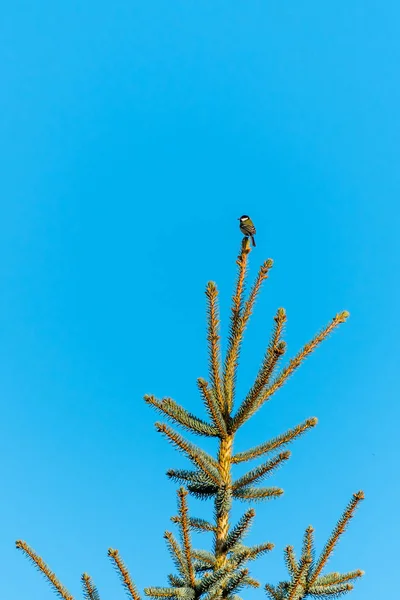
[{"left": 1, "top": 2, "right": 398, "bottom": 599}]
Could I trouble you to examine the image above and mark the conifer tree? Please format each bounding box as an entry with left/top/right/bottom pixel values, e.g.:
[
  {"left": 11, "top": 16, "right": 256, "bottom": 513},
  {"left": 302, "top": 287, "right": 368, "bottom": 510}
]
[{"left": 16, "top": 238, "right": 364, "bottom": 599}]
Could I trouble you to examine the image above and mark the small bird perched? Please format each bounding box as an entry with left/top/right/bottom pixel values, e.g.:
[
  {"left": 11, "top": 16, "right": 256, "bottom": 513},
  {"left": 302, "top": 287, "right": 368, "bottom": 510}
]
[{"left": 238, "top": 215, "right": 256, "bottom": 247}]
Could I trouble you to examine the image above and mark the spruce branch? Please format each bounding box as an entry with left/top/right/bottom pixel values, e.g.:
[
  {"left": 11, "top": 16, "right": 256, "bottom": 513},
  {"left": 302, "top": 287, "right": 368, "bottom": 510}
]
[
  {"left": 144, "top": 586, "right": 194, "bottom": 598},
  {"left": 189, "top": 517, "right": 216, "bottom": 533},
  {"left": 168, "top": 471, "right": 219, "bottom": 500},
  {"left": 309, "top": 569, "right": 364, "bottom": 593},
  {"left": 284, "top": 546, "right": 298, "bottom": 578},
  {"left": 242, "top": 574, "right": 260, "bottom": 588},
  {"left": 192, "top": 549, "right": 216, "bottom": 568},
  {"left": 232, "top": 418, "right": 317, "bottom": 464},
  {"left": 224, "top": 249, "right": 273, "bottom": 413},
  {"left": 307, "top": 582, "right": 353, "bottom": 597},
  {"left": 301, "top": 526, "right": 315, "bottom": 566},
  {"left": 267, "top": 493, "right": 365, "bottom": 597},
  {"left": 233, "top": 311, "right": 349, "bottom": 431},
  {"left": 245, "top": 308, "right": 287, "bottom": 411},
  {"left": 168, "top": 574, "right": 185, "bottom": 587},
  {"left": 287, "top": 556, "right": 313, "bottom": 600},
  {"left": 164, "top": 531, "right": 190, "bottom": 581},
  {"left": 196, "top": 566, "right": 231, "bottom": 594},
  {"left": 82, "top": 573, "right": 101, "bottom": 600},
  {"left": 265, "top": 583, "right": 282, "bottom": 600},
  {"left": 171, "top": 515, "right": 216, "bottom": 533},
  {"left": 223, "top": 508, "right": 256, "bottom": 552},
  {"left": 330, "top": 569, "right": 364, "bottom": 585},
  {"left": 223, "top": 568, "right": 251, "bottom": 595},
  {"left": 309, "top": 491, "right": 365, "bottom": 585},
  {"left": 15, "top": 540, "right": 74, "bottom": 600},
  {"left": 177, "top": 488, "right": 196, "bottom": 586},
  {"left": 233, "top": 486, "right": 284, "bottom": 502},
  {"left": 145, "top": 395, "right": 218, "bottom": 437},
  {"left": 241, "top": 259, "right": 274, "bottom": 330},
  {"left": 312, "top": 572, "right": 341, "bottom": 586},
  {"left": 155, "top": 422, "right": 221, "bottom": 485},
  {"left": 205, "top": 281, "right": 225, "bottom": 412},
  {"left": 234, "top": 541, "right": 274, "bottom": 562},
  {"left": 232, "top": 451, "right": 291, "bottom": 490},
  {"left": 108, "top": 548, "right": 141, "bottom": 600},
  {"left": 197, "top": 378, "right": 228, "bottom": 437},
  {"left": 223, "top": 247, "right": 248, "bottom": 413},
  {"left": 167, "top": 469, "right": 210, "bottom": 485},
  {"left": 187, "top": 481, "right": 219, "bottom": 500}
]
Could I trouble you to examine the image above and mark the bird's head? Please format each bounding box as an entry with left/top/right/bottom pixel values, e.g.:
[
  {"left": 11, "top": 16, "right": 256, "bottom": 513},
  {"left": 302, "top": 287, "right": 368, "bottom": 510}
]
[{"left": 238, "top": 215, "right": 250, "bottom": 222}]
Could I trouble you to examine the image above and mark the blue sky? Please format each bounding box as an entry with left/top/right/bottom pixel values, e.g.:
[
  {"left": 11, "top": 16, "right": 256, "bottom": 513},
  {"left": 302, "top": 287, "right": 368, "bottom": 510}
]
[{"left": 1, "top": 2, "right": 398, "bottom": 598}]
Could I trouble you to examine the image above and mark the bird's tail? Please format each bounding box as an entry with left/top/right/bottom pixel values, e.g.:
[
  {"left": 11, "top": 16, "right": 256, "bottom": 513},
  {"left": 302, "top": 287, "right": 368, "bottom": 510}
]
[{"left": 251, "top": 235, "right": 256, "bottom": 247}]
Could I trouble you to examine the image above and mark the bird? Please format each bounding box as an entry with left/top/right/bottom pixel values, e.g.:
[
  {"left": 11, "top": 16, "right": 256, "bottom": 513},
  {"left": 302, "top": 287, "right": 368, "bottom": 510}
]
[{"left": 238, "top": 215, "right": 256, "bottom": 247}]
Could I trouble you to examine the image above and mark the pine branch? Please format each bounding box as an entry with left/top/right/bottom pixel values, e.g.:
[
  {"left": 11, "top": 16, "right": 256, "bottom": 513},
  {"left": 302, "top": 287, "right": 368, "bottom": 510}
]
[
  {"left": 232, "top": 451, "right": 290, "bottom": 490},
  {"left": 108, "top": 548, "right": 141, "bottom": 600},
  {"left": 205, "top": 282, "right": 225, "bottom": 412},
  {"left": 168, "top": 574, "right": 185, "bottom": 587},
  {"left": 223, "top": 247, "right": 248, "bottom": 413},
  {"left": 227, "top": 541, "right": 274, "bottom": 571},
  {"left": 309, "top": 491, "right": 365, "bottom": 584},
  {"left": 177, "top": 488, "right": 196, "bottom": 586},
  {"left": 224, "top": 250, "right": 273, "bottom": 413},
  {"left": 312, "top": 572, "right": 341, "bottom": 586},
  {"left": 232, "top": 311, "right": 349, "bottom": 431},
  {"left": 241, "top": 260, "right": 274, "bottom": 332},
  {"left": 167, "top": 469, "right": 214, "bottom": 486},
  {"left": 284, "top": 545, "right": 298, "bottom": 578},
  {"left": 196, "top": 566, "right": 230, "bottom": 594},
  {"left": 287, "top": 556, "right": 312, "bottom": 600},
  {"left": 192, "top": 549, "right": 216, "bottom": 568},
  {"left": 245, "top": 308, "right": 287, "bottom": 408},
  {"left": 144, "top": 586, "right": 194, "bottom": 599},
  {"left": 82, "top": 573, "right": 101, "bottom": 600},
  {"left": 308, "top": 582, "right": 354, "bottom": 597},
  {"left": 226, "top": 545, "right": 252, "bottom": 569},
  {"left": 145, "top": 396, "right": 218, "bottom": 437},
  {"left": 156, "top": 423, "right": 221, "bottom": 485},
  {"left": 330, "top": 570, "right": 364, "bottom": 585},
  {"left": 15, "top": 540, "right": 74, "bottom": 600},
  {"left": 233, "top": 486, "right": 283, "bottom": 502},
  {"left": 187, "top": 481, "right": 219, "bottom": 499},
  {"left": 223, "top": 509, "right": 255, "bottom": 552},
  {"left": 232, "top": 417, "right": 317, "bottom": 464},
  {"left": 312, "top": 569, "right": 364, "bottom": 589},
  {"left": 265, "top": 584, "right": 282, "bottom": 600},
  {"left": 188, "top": 517, "right": 216, "bottom": 533},
  {"left": 238, "top": 541, "right": 274, "bottom": 561},
  {"left": 171, "top": 515, "right": 216, "bottom": 533},
  {"left": 197, "top": 378, "right": 227, "bottom": 437},
  {"left": 241, "top": 574, "right": 260, "bottom": 588},
  {"left": 301, "top": 526, "right": 315, "bottom": 564},
  {"left": 222, "top": 568, "right": 250, "bottom": 595},
  {"left": 268, "top": 495, "right": 365, "bottom": 598},
  {"left": 193, "top": 561, "right": 212, "bottom": 574},
  {"left": 164, "top": 531, "right": 189, "bottom": 581}
]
